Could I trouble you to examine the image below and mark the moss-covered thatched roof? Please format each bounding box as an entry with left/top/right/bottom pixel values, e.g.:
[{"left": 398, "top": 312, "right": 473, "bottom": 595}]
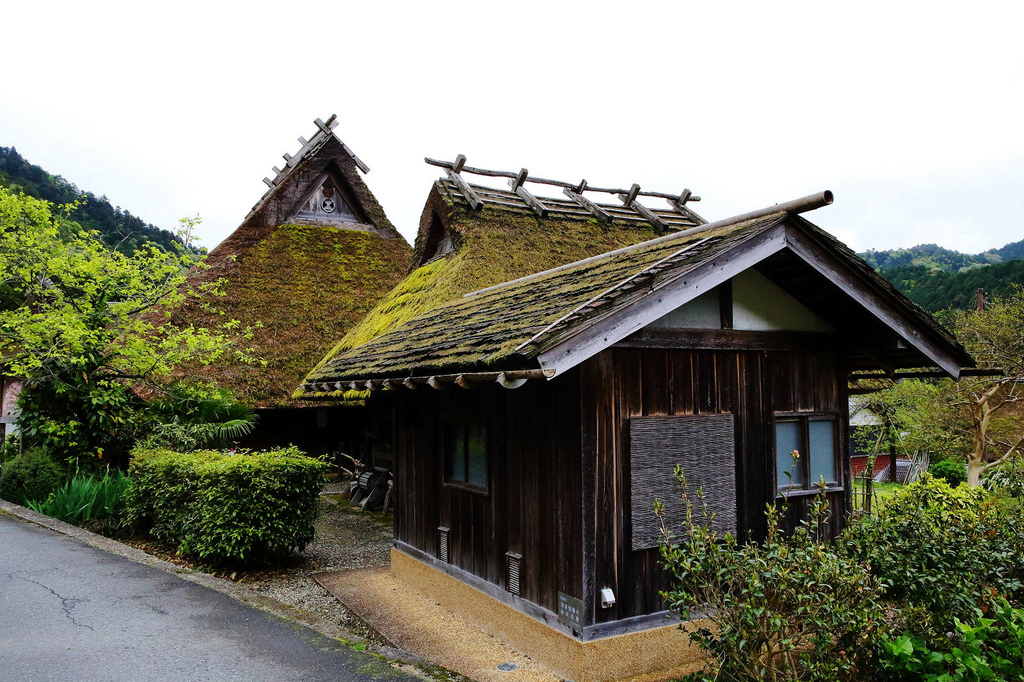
[
  {"left": 298, "top": 212, "right": 778, "bottom": 395},
  {"left": 174, "top": 128, "right": 411, "bottom": 408},
  {"left": 298, "top": 192, "right": 973, "bottom": 397},
  {"left": 300, "top": 181, "right": 673, "bottom": 385}
]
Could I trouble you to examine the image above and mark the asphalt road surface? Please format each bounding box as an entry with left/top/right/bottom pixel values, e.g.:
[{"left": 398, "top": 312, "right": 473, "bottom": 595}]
[{"left": 0, "top": 514, "right": 414, "bottom": 682}]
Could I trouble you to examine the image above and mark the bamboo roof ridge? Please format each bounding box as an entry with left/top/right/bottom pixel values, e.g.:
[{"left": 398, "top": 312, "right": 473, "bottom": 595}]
[{"left": 426, "top": 155, "right": 707, "bottom": 232}]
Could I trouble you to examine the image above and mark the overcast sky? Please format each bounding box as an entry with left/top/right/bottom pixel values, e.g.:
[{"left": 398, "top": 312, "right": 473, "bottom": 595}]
[{"left": 2, "top": 1, "right": 1022, "bottom": 254}]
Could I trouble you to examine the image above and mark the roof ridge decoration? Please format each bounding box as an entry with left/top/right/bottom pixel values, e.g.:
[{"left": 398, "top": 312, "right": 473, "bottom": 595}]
[
  {"left": 243, "top": 115, "right": 369, "bottom": 224},
  {"left": 425, "top": 155, "right": 708, "bottom": 232}
]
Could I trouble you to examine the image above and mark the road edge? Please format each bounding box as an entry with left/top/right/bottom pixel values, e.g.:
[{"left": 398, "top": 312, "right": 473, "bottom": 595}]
[{"left": 0, "top": 499, "right": 437, "bottom": 677}]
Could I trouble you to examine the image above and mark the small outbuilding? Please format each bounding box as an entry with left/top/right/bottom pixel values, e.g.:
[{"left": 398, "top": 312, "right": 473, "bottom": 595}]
[{"left": 299, "top": 162, "right": 973, "bottom": 681}]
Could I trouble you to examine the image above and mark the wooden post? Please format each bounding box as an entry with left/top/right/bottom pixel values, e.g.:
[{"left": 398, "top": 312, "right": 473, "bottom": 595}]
[
  {"left": 889, "top": 441, "right": 898, "bottom": 483},
  {"left": 865, "top": 474, "right": 874, "bottom": 515}
]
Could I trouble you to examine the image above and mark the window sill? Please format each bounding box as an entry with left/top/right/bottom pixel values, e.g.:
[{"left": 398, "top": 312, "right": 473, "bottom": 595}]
[
  {"left": 776, "top": 486, "right": 844, "bottom": 499},
  {"left": 443, "top": 481, "right": 489, "bottom": 497}
]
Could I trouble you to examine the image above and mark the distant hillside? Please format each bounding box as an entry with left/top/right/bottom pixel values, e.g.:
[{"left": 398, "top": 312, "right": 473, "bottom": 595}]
[
  {"left": 0, "top": 146, "right": 186, "bottom": 253},
  {"left": 859, "top": 240, "right": 1024, "bottom": 273},
  {"left": 882, "top": 259, "right": 1024, "bottom": 312}
]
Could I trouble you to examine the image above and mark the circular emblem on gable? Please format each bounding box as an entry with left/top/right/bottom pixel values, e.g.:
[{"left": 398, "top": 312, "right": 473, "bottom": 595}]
[{"left": 321, "top": 198, "right": 336, "bottom": 213}]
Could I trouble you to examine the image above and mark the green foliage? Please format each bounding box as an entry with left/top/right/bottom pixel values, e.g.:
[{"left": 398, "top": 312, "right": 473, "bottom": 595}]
[
  {"left": 657, "top": 467, "right": 884, "bottom": 681},
  {"left": 0, "top": 146, "right": 189, "bottom": 255},
  {"left": 880, "top": 600, "right": 1024, "bottom": 681},
  {"left": 930, "top": 458, "right": 968, "bottom": 486},
  {"left": 123, "top": 446, "right": 328, "bottom": 565},
  {"left": 859, "top": 242, "right": 1015, "bottom": 274},
  {"left": 141, "top": 383, "right": 257, "bottom": 451},
  {"left": 880, "top": 261, "right": 1024, "bottom": 313},
  {"left": 982, "top": 456, "right": 1024, "bottom": 498},
  {"left": 841, "top": 474, "right": 1024, "bottom": 639},
  {"left": 0, "top": 433, "right": 21, "bottom": 464},
  {"left": 852, "top": 380, "right": 950, "bottom": 457},
  {"left": 0, "top": 448, "right": 61, "bottom": 505},
  {"left": 0, "top": 188, "right": 256, "bottom": 469},
  {"left": 26, "top": 469, "right": 130, "bottom": 531}
]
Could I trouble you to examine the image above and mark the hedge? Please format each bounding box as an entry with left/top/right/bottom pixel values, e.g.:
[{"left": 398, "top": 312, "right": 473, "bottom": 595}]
[
  {"left": 124, "top": 446, "right": 327, "bottom": 565},
  {"left": 0, "top": 449, "right": 62, "bottom": 505}
]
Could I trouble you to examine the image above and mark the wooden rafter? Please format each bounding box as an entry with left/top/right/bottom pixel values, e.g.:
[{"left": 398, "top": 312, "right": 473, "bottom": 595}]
[{"left": 424, "top": 156, "right": 705, "bottom": 228}]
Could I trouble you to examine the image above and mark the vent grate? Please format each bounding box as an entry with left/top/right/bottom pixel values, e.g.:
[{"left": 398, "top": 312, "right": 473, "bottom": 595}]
[
  {"left": 505, "top": 552, "right": 522, "bottom": 596},
  {"left": 438, "top": 527, "right": 450, "bottom": 563}
]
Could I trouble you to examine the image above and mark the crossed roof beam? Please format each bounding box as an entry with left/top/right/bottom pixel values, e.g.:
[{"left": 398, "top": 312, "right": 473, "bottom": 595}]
[{"left": 426, "top": 155, "right": 707, "bottom": 229}]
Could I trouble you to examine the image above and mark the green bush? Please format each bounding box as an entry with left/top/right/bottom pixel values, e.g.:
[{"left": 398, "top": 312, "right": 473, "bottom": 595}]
[
  {"left": 658, "top": 467, "right": 884, "bottom": 681},
  {"left": 0, "top": 448, "right": 62, "bottom": 505},
  {"left": 841, "top": 473, "right": 1024, "bottom": 640},
  {"left": 880, "top": 600, "right": 1024, "bottom": 680},
  {"left": 0, "top": 434, "right": 21, "bottom": 465},
  {"left": 929, "top": 458, "right": 968, "bottom": 486},
  {"left": 983, "top": 457, "right": 1024, "bottom": 499},
  {"left": 27, "top": 469, "right": 130, "bottom": 531},
  {"left": 123, "top": 446, "right": 327, "bottom": 565}
]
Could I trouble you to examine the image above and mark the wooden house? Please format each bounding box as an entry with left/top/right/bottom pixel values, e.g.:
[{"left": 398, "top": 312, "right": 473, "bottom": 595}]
[
  {"left": 298, "top": 161, "right": 973, "bottom": 680},
  {"left": 174, "top": 116, "right": 411, "bottom": 458}
]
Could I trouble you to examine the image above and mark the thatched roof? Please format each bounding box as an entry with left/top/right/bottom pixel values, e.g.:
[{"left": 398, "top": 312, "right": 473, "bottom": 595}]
[
  {"left": 298, "top": 190, "right": 973, "bottom": 398},
  {"left": 298, "top": 175, "right": 686, "bottom": 394},
  {"left": 175, "top": 121, "right": 411, "bottom": 407}
]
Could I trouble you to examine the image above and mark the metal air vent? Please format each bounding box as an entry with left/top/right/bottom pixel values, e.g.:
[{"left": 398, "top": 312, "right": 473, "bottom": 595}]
[
  {"left": 438, "top": 527, "right": 450, "bottom": 563},
  {"left": 505, "top": 552, "right": 522, "bottom": 596}
]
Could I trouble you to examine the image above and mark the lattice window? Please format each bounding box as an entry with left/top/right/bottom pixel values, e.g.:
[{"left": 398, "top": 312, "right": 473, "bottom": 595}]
[{"left": 629, "top": 415, "right": 737, "bottom": 551}]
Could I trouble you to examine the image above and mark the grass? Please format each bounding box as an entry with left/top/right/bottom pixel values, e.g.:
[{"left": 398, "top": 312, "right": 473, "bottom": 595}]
[
  {"left": 26, "top": 469, "right": 130, "bottom": 528},
  {"left": 853, "top": 480, "right": 904, "bottom": 513}
]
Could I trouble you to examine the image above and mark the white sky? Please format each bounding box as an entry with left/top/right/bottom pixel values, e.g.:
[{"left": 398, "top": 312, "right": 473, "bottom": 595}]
[{"left": 2, "top": 1, "right": 1023, "bottom": 254}]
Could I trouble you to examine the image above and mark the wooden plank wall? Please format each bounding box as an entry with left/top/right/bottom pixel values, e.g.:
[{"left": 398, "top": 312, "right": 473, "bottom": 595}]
[
  {"left": 580, "top": 346, "right": 845, "bottom": 626},
  {"left": 392, "top": 371, "right": 583, "bottom": 615}
]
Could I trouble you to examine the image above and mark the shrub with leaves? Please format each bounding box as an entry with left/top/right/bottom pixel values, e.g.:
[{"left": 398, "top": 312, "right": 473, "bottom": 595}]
[
  {"left": 982, "top": 455, "right": 1024, "bottom": 499},
  {"left": 140, "top": 382, "right": 258, "bottom": 452},
  {"left": 929, "top": 458, "right": 968, "bottom": 486},
  {"left": 880, "top": 599, "right": 1024, "bottom": 681},
  {"left": 0, "top": 448, "right": 61, "bottom": 505},
  {"left": 657, "top": 466, "right": 884, "bottom": 681},
  {"left": 27, "top": 469, "right": 130, "bottom": 532},
  {"left": 123, "top": 446, "right": 327, "bottom": 565},
  {"left": 841, "top": 473, "right": 1024, "bottom": 640}
]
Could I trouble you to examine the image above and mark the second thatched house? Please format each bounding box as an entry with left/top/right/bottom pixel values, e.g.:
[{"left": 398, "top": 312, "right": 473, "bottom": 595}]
[{"left": 175, "top": 116, "right": 411, "bottom": 456}]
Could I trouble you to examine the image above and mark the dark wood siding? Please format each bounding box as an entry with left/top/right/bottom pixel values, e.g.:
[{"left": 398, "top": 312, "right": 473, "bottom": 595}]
[
  {"left": 391, "top": 370, "right": 583, "bottom": 615},
  {"left": 580, "top": 346, "right": 846, "bottom": 625}
]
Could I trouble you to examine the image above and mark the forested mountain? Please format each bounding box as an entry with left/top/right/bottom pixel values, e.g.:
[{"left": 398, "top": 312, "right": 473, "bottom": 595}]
[
  {"left": 881, "top": 259, "right": 1024, "bottom": 312},
  {"left": 0, "top": 146, "right": 187, "bottom": 253},
  {"left": 856, "top": 237, "right": 1024, "bottom": 311},
  {"left": 860, "top": 239, "right": 1024, "bottom": 273}
]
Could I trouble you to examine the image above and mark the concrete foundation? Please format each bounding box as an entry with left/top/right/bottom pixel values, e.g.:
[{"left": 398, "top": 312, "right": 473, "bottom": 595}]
[{"left": 390, "top": 548, "right": 707, "bottom": 682}]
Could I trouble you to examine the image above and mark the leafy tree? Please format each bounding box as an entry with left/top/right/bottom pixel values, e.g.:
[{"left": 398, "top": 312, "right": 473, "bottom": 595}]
[
  {"left": 946, "top": 287, "right": 1024, "bottom": 486},
  {"left": 853, "top": 379, "right": 948, "bottom": 462},
  {"left": 0, "top": 188, "right": 254, "bottom": 469}
]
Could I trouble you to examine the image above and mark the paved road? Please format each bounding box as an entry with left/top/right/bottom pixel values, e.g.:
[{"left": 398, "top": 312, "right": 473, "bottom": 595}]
[{"left": 0, "top": 514, "right": 413, "bottom": 682}]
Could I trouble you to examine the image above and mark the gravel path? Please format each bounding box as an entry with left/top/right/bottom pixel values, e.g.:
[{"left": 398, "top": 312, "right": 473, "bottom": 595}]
[{"left": 241, "top": 497, "right": 394, "bottom": 641}]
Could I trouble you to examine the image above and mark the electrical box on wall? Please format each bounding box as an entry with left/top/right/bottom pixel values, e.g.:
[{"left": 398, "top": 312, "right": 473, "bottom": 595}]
[{"left": 600, "top": 587, "right": 616, "bottom": 609}]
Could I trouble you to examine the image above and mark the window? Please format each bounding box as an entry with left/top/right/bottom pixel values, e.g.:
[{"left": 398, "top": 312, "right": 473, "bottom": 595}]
[
  {"left": 445, "top": 419, "right": 487, "bottom": 492},
  {"left": 775, "top": 415, "right": 838, "bottom": 492}
]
